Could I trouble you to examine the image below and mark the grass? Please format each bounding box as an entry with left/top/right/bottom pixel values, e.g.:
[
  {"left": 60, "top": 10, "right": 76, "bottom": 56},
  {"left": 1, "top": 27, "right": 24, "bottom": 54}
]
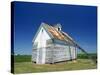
[
  {"left": 14, "top": 53, "right": 97, "bottom": 62},
  {"left": 14, "top": 59, "right": 97, "bottom": 74},
  {"left": 14, "top": 55, "right": 31, "bottom": 62}
]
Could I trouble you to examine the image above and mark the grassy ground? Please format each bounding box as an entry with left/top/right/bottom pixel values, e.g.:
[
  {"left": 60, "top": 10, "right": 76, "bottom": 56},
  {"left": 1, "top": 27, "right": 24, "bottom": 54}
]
[{"left": 14, "top": 59, "right": 97, "bottom": 74}]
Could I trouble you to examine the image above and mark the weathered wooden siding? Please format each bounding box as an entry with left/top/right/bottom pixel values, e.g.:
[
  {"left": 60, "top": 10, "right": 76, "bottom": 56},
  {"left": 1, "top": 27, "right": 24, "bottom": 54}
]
[
  {"left": 32, "top": 49, "right": 37, "bottom": 62},
  {"left": 70, "top": 46, "right": 76, "bottom": 59},
  {"left": 32, "top": 43, "right": 77, "bottom": 64},
  {"left": 45, "top": 47, "right": 53, "bottom": 63},
  {"left": 45, "top": 44, "right": 76, "bottom": 63},
  {"left": 52, "top": 44, "right": 70, "bottom": 63},
  {"left": 37, "top": 48, "right": 44, "bottom": 64}
]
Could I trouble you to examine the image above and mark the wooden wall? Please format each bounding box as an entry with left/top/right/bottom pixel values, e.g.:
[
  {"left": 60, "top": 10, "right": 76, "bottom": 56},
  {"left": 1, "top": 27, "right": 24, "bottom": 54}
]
[
  {"left": 45, "top": 44, "right": 77, "bottom": 63},
  {"left": 32, "top": 43, "right": 77, "bottom": 64},
  {"left": 32, "top": 49, "right": 37, "bottom": 62}
]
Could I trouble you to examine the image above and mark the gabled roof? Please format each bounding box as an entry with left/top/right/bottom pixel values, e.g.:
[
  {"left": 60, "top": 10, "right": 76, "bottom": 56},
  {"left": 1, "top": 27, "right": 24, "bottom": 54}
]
[{"left": 32, "top": 22, "right": 76, "bottom": 45}]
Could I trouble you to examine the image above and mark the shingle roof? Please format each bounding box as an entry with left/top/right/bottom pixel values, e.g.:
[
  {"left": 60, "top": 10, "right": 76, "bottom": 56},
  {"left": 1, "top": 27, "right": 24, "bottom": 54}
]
[{"left": 42, "top": 23, "right": 75, "bottom": 45}]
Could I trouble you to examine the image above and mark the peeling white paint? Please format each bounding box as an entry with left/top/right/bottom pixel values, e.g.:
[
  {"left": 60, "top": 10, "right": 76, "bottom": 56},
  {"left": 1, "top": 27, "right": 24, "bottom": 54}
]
[{"left": 34, "top": 27, "right": 50, "bottom": 64}]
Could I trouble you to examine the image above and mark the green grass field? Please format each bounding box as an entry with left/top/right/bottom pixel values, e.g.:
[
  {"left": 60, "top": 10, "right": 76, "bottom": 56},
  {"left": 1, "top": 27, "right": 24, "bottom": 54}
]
[{"left": 14, "top": 55, "right": 97, "bottom": 73}]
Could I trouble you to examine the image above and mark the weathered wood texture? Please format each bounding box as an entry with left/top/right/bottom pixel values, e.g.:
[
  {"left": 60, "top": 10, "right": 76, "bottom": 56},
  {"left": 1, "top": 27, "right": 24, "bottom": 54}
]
[
  {"left": 45, "top": 44, "right": 76, "bottom": 63},
  {"left": 32, "top": 49, "right": 37, "bottom": 62},
  {"left": 32, "top": 44, "right": 77, "bottom": 64}
]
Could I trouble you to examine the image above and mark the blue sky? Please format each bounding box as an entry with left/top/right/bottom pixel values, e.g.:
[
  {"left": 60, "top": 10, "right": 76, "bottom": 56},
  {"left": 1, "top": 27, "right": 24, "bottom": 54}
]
[{"left": 13, "top": 1, "right": 97, "bottom": 55}]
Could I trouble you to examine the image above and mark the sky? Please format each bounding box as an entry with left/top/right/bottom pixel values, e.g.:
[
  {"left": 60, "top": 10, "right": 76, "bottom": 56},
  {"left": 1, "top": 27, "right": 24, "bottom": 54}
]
[{"left": 12, "top": 1, "right": 97, "bottom": 55}]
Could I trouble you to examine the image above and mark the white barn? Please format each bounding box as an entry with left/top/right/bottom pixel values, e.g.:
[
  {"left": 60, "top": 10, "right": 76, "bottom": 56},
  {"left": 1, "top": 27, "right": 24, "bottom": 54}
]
[{"left": 32, "top": 22, "right": 77, "bottom": 64}]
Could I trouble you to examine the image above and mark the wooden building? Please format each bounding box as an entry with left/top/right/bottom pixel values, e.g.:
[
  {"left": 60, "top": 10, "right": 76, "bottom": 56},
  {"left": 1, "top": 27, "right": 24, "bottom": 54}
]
[{"left": 32, "top": 22, "right": 77, "bottom": 64}]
